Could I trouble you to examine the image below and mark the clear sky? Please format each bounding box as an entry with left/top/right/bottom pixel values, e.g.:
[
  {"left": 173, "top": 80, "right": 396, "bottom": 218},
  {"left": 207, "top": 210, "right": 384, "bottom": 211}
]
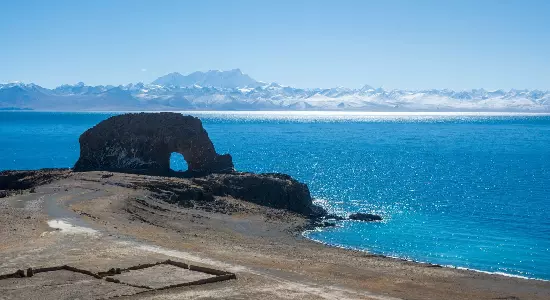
[{"left": 1, "top": 0, "right": 549, "bottom": 90}]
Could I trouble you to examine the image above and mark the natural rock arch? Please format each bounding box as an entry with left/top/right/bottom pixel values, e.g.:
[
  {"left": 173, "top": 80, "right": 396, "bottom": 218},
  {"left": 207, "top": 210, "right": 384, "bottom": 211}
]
[{"left": 73, "top": 113, "right": 234, "bottom": 175}]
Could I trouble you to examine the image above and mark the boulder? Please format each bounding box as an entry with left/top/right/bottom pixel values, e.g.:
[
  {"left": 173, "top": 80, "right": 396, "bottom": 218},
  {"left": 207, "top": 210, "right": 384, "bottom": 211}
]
[
  {"left": 348, "top": 213, "right": 382, "bottom": 222},
  {"left": 73, "top": 113, "right": 234, "bottom": 175},
  {"left": 321, "top": 221, "right": 336, "bottom": 227}
]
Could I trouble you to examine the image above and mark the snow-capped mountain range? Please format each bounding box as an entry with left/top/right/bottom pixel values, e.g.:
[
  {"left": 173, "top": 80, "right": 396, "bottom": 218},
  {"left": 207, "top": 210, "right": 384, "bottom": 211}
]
[{"left": 1, "top": 69, "right": 549, "bottom": 112}]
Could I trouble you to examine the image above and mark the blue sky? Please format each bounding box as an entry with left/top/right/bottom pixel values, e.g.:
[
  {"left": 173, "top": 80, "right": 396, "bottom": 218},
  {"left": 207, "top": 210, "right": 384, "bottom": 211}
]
[{"left": 1, "top": 0, "right": 549, "bottom": 90}]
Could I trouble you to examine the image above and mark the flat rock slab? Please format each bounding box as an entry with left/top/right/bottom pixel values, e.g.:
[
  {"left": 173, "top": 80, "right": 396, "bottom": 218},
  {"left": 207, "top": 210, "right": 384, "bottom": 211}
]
[
  {"left": 110, "top": 264, "right": 215, "bottom": 289},
  {"left": 0, "top": 270, "right": 145, "bottom": 300}
]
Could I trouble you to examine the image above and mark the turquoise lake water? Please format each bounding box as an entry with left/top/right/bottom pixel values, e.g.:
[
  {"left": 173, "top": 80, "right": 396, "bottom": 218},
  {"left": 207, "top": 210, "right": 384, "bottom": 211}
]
[{"left": 1, "top": 111, "right": 549, "bottom": 280}]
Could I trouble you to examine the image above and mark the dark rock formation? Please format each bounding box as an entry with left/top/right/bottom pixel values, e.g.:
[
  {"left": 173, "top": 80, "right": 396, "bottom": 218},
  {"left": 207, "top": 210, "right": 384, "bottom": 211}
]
[
  {"left": 319, "top": 221, "right": 336, "bottom": 227},
  {"left": 193, "top": 173, "right": 314, "bottom": 216},
  {"left": 73, "top": 113, "right": 234, "bottom": 175},
  {"left": 348, "top": 213, "right": 382, "bottom": 222},
  {"left": 0, "top": 169, "right": 70, "bottom": 191},
  {"left": 131, "top": 172, "right": 315, "bottom": 216}
]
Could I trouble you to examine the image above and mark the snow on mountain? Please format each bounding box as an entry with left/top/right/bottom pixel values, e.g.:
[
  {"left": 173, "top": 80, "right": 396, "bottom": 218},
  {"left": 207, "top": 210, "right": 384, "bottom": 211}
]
[
  {"left": 1, "top": 70, "right": 550, "bottom": 111},
  {"left": 151, "top": 69, "right": 262, "bottom": 89}
]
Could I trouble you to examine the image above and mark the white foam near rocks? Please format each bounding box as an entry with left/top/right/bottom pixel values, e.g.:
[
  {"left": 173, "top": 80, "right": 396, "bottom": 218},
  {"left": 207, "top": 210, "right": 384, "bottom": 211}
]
[{"left": 46, "top": 219, "right": 98, "bottom": 235}]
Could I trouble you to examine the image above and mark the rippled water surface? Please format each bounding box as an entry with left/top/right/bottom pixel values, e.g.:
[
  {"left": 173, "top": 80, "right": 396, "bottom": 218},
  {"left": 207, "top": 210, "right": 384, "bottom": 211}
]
[{"left": 1, "top": 111, "right": 549, "bottom": 279}]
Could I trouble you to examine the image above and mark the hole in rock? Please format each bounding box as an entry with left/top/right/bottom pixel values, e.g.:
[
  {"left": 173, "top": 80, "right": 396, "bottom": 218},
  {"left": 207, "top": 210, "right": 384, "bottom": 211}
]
[{"left": 169, "top": 152, "right": 188, "bottom": 172}]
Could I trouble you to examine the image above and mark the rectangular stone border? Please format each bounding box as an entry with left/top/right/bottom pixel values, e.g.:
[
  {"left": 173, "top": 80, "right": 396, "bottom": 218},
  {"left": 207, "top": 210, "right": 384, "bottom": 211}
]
[
  {"left": 0, "top": 259, "right": 236, "bottom": 295},
  {"left": 99, "top": 259, "right": 237, "bottom": 291}
]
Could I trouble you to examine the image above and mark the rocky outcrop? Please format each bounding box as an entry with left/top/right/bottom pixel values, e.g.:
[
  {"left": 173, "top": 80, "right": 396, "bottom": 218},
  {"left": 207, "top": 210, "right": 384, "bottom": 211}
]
[
  {"left": 135, "top": 172, "right": 316, "bottom": 216},
  {"left": 192, "top": 173, "right": 315, "bottom": 216},
  {"left": 73, "top": 113, "right": 234, "bottom": 175},
  {"left": 348, "top": 213, "right": 382, "bottom": 222},
  {"left": 316, "top": 213, "right": 382, "bottom": 227}
]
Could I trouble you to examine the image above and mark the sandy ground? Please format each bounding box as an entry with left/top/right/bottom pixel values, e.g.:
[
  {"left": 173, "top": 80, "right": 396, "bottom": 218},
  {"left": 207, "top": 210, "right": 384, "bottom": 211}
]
[{"left": 1, "top": 171, "right": 549, "bottom": 299}]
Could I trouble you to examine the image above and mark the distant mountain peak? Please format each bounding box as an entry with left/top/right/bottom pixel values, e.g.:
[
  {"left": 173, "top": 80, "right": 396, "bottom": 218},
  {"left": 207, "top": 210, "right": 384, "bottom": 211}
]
[
  {"left": 151, "top": 69, "right": 261, "bottom": 88},
  {"left": 360, "top": 84, "right": 375, "bottom": 91}
]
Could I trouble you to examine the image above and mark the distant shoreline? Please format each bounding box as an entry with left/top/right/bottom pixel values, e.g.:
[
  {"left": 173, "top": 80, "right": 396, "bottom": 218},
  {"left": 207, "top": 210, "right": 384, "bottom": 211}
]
[{"left": 2, "top": 110, "right": 550, "bottom": 116}]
